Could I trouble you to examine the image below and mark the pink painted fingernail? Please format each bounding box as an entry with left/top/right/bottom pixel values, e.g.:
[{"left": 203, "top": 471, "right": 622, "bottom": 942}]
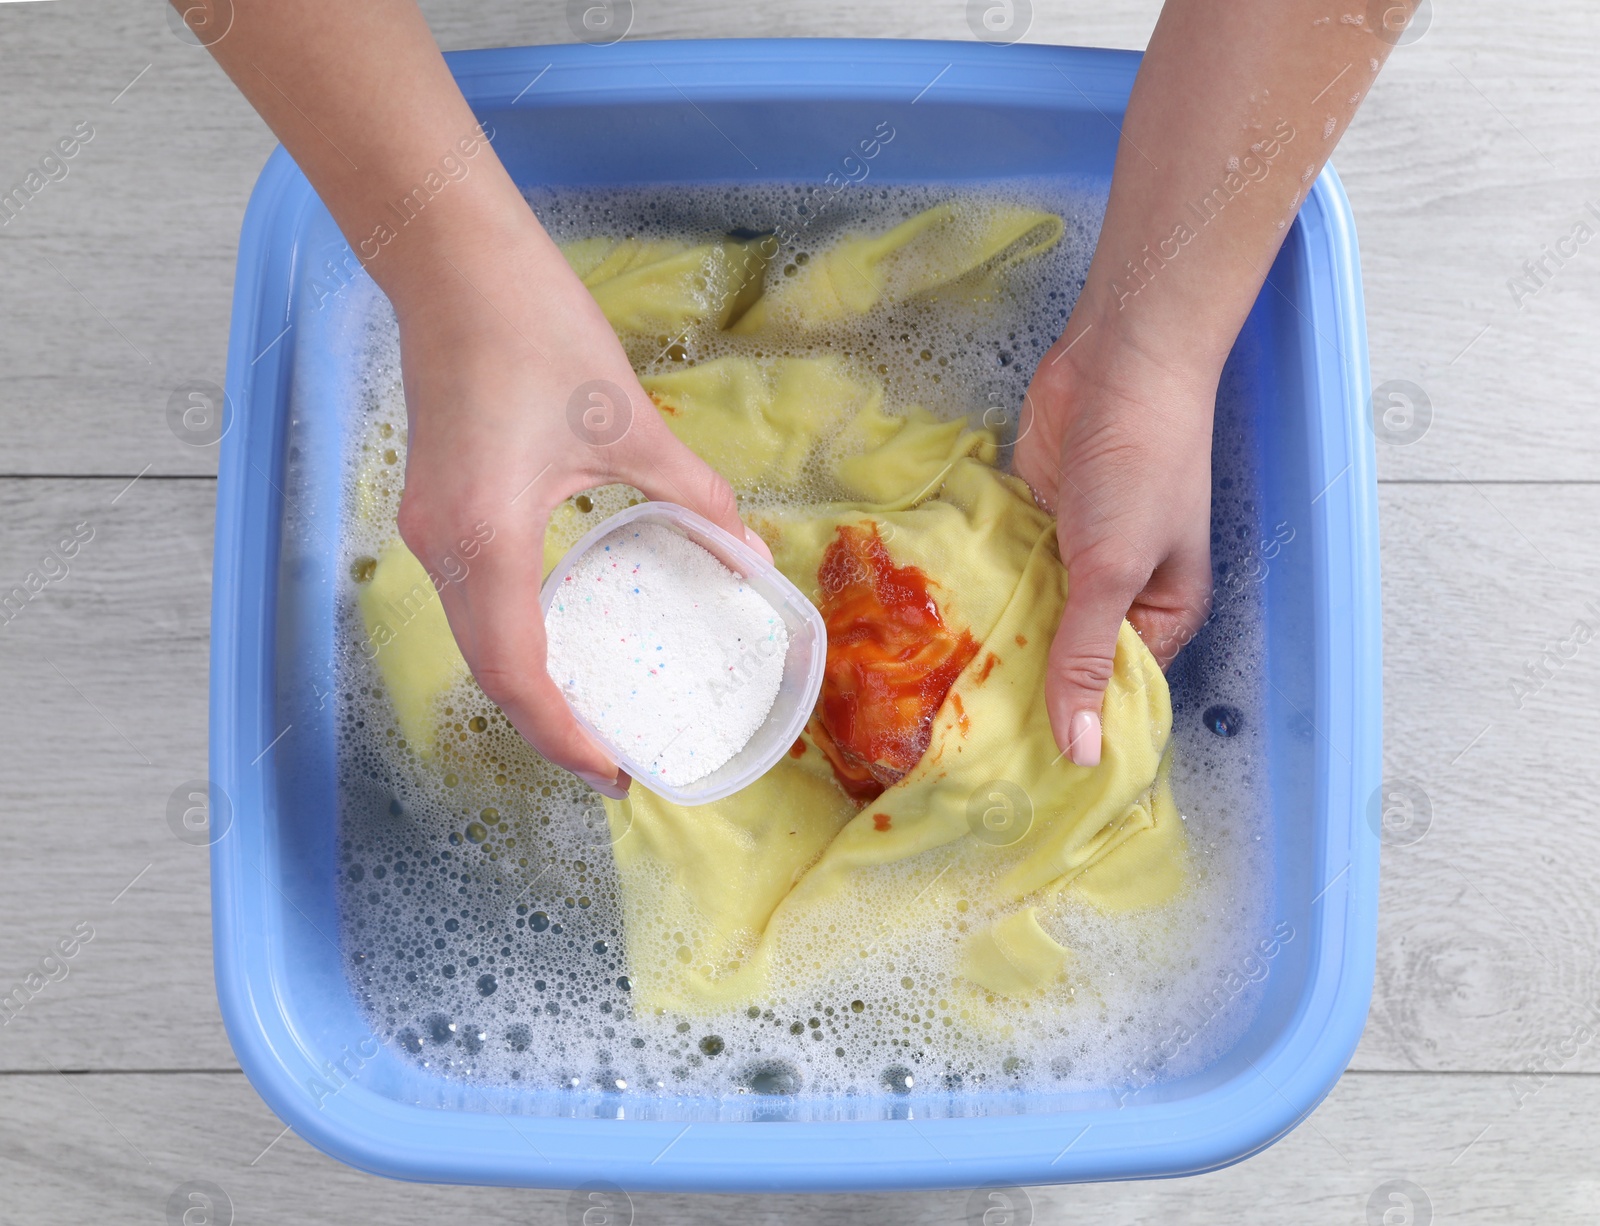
[
  {"left": 578, "top": 769, "right": 630, "bottom": 799},
  {"left": 1069, "top": 711, "right": 1102, "bottom": 767}
]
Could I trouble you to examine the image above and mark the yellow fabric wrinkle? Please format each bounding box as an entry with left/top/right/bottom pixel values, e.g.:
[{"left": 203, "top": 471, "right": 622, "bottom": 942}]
[
  {"left": 730, "top": 202, "right": 1064, "bottom": 334},
  {"left": 640, "top": 354, "right": 998, "bottom": 512},
  {"left": 356, "top": 540, "right": 467, "bottom": 758},
  {"left": 558, "top": 235, "right": 768, "bottom": 336},
  {"left": 960, "top": 907, "right": 1071, "bottom": 999},
  {"left": 640, "top": 356, "right": 877, "bottom": 491}
]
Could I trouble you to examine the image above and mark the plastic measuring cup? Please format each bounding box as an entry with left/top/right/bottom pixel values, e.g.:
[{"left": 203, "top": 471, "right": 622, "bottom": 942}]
[{"left": 539, "top": 501, "right": 827, "bottom": 805}]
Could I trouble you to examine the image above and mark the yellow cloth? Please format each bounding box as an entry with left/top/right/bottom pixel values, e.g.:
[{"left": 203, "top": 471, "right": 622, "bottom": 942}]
[
  {"left": 639, "top": 354, "right": 987, "bottom": 506},
  {"left": 356, "top": 541, "right": 466, "bottom": 758},
  {"left": 558, "top": 235, "right": 768, "bottom": 336},
  {"left": 354, "top": 201, "right": 1186, "bottom": 1019},
  {"left": 729, "top": 201, "right": 1064, "bottom": 334},
  {"left": 961, "top": 907, "right": 1070, "bottom": 998}
]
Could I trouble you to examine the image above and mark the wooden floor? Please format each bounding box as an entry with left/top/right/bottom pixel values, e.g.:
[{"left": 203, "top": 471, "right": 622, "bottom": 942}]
[{"left": 2, "top": 1, "right": 1596, "bottom": 1221}]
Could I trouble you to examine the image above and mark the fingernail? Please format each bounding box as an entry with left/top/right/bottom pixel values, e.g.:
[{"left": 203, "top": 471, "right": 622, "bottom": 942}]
[
  {"left": 577, "top": 768, "right": 630, "bottom": 800},
  {"left": 1069, "top": 711, "right": 1101, "bottom": 767}
]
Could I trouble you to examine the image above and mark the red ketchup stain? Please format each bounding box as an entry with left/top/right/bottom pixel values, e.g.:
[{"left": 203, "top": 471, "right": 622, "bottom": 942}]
[
  {"left": 872, "top": 813, "right": 892, "bottom": 832},
  {"left": 951, "top": 693, "right": 970, "bottom": 738},
  {"left": 976, "top": 653, "right": 999, "bottom": 684},
  {"left": 808, "top": 523, "right": 979, "bottom": 803},
  {"left": 789, "top": 739, "right": 807, "bottom": 759}
]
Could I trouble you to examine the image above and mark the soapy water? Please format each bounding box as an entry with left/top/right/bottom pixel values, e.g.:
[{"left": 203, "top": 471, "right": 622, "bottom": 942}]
[{"left": 330, "top": 179, "right": 1277, "bottom": 1106}]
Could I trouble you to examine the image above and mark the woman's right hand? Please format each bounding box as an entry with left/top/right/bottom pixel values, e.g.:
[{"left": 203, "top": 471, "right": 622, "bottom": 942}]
[
  {"left": 388, "top": 211, "right": 771, "bottom": 798},
  {"left": 1014, "top": 325, "right": 1219, "bottom": 767}
]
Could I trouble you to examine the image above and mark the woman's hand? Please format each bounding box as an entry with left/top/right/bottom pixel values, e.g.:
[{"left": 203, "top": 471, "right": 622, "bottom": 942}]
[
  {"left": 390, "top": 214, "right": 770, "bottom": 797},
  {"left": 1014, "top": 327, "right": 1217, "bottom": 767},
  {"left": 173, "top": 0, "right": 779, "bottom": 796},
  {"left": 1007, "top": 1, "right": 1403, "bottom": 767}
]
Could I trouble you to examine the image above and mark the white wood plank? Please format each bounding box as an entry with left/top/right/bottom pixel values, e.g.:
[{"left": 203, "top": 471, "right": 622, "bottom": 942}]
[
  {"left": 0, "top": 1, "right": 277, "bottom": 477},
  {"left": 1353, "top": 483, "right": 1600, "bottom": 1072},
  {"left": 0, "top": 1069, "right": 1597, "bottom": 1222},
  {"left": 0, "top": 477, "right": 231, "bottom": 1070},
  {"left": 1344, "top": 11, "right": 1600, "bottom": 483}
]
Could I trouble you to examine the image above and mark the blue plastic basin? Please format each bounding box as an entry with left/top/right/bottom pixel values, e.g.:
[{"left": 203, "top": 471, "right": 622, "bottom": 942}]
[{"left": 211, "top": 37, "right": 1381, "bottom": 1193}]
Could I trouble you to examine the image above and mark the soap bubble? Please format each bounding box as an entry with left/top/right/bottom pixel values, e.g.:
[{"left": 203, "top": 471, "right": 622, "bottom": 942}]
[
  {"left": 1202, "top": 704, "right": 1244, "bottom": 738},
  {"left": 741, "top": 1060, "right": 801, "bottom": 1095},
  {"left": 574, "top": 794, "right": 631, "bottom": 846},
  {"left": 424, "top": 1013, "right": 455, "bottom": 1045},
  {"left": 881, "top": 1065, "right": 915, "bottom": 1094}
]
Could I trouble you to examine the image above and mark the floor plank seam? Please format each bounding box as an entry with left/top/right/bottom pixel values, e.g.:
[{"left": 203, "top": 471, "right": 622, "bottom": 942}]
[
  {"left": 0, "top": 1068, "right": 245, "bottom": 1076},
  {"left": 0, "top": 473, "right": 219, "bottom": 481}
]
